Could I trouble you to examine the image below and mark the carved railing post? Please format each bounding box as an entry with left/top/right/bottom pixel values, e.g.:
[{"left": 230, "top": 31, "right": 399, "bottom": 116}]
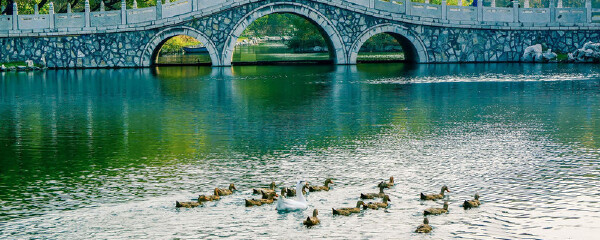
[
  {"left": 458, "top": 0, "right": 463, "bottom": 6},
  {"left": 477, "top": 0, "right": 483, "bottom": 21},
  {"left": 49, "top": 2, "right": 55, "bottom": 29},
  {"left": 67, "top": 3, "right": 72, "bottom": 13},
  {"left": 512, "top": 0, "right": 518, "bottom": 22},
  {"left": 425, "top": 0, "right": 429, "bottom": 4},
  {"left": 557, "top": 0, "right": 562, "bottom": 8},
  {"left": 524, "top": 0, "right": 529, "bottom": 8},
  {"left": 133, "top": 0, "right": 138, "bottom": 9},
  {"left": 85, "top": 0, "right": 90, "bottom": 27},
  {"left": 100, "top": 1, "right": 105, "bottom": 12},
  {"left": 586, "top": 0, "right": 592, "bottom": 22},
  {"left": 369, "top": 0, "right": 375, "bottom": 8},
  {"left": 12, "top": 2, "right": 17, "bottom": 30},
  {"left": 442, "top": 0, "right": 447, "bottom": 20},
  {"left": 406, "top": 0, "right": 412, "bottom": 16},
  {"left": 157, "top": 0, "right": 163, "bottom": 19},
  {"left": 34, "top": 4, "right": 39, "bottom": 15},
  {"left": 550, "top": 0, "right": 556, "bottom": 22},
  {"left": 121, "top": 0, "right": 126, "bottom": 25},
  {"left": 192, "top": 0, "right": 198, "bottom": 12},
  {"left": 491, "top": 0, "right": 496, "bottom": 7}
]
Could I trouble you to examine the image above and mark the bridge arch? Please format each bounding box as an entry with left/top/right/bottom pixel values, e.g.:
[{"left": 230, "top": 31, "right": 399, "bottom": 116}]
[
  {"left": 349, "top": 24, "right": 429, "bottom": 64},
  {"left": 140, "top": 26, "right": 220, "bottom": 66},
  {"left": 220, "top": 3, "right": 347, "bottom": 66}
]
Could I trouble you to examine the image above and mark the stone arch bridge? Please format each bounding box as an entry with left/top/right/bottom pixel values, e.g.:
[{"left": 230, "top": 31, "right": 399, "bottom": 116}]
[{"left": 1, "top": 0, "right": 599, "bottom": 68}]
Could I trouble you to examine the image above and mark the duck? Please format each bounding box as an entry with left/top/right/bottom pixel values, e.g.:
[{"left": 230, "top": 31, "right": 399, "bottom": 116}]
[
  {"left": 360, "top": 182, "right": 386, "bottom": 199},
  {"left": 424, "top": 201, "right": 449, "bottom": 215},
  {"left": 245, "top": 190, "right": 278, "bottom": 207},
  {"left": 363, "top": 202, "right": 379, "bottom": 210},
  {"left": 216, "top": 183, "right": 237, "bottom": 196},
  {"left": 364, "top": 195, "right": 390, "bottom": 209},
  {"left": 308, "top": 178, "right": 333, "bottom": 192},
  {"left": 198, "top": 188, "right": 220, "bottom": 202},
  {"left": 463, "top": 193, "right": 481, "bottom": 209},
  {"left": 303, "top": 209, "right": 320, "bottom": 227},
  {"left": 415, "top": 217, "right": 432, "bottom": 233},
  {"left": 420, "top": 185, "right": 450, "bottom": 200},
  {"left": 175, "top": 200, "right": 202, "bottom": 208},
  {"left": 276, "top": 180, "right": 309, "bottom": 211},
  {"left": 332, "top": 201, "right": 365, "bottom": 216},
  {"left": 286, "top": 183, "right": 308, "bottom": 197},
  {"left": 381, "top": 176, "right": 394, "bottom": 188},
  {"left": 253, "top": 181, "right": 276, "bottom": 195}
]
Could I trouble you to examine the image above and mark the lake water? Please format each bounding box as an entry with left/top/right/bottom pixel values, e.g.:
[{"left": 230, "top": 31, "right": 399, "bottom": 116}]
[{"left": 1, "top": 63, "right": 599, "bottom": 239}]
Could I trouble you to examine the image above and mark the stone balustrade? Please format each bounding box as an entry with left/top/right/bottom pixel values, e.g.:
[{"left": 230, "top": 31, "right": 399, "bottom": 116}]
[{"left": 0, "top": 0, "right": 598, "bottom": 36}]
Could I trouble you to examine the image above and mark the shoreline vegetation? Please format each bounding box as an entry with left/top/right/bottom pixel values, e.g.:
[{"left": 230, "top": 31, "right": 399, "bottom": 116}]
[{"left": 0, "top": 61, "right": 46, "bottom": 72}]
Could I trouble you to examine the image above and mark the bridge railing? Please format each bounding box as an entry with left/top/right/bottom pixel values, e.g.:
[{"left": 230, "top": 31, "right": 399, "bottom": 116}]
[{"left": 1, "top": 0, "right": 599, "bottom": 33}]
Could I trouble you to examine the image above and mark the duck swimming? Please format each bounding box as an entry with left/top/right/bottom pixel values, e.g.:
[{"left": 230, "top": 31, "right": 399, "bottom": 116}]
[
  {"left": 463, "top": 193, "right": 481, "bottom": 209},
  {"left": 360, "top": 182, "right": 386, "bottom": 199},
  {"left": 175, "top": 200, "right": 202, "bottom": 208},
  {"left": 253, "top": 182, "right": 276, "bottom": 195},
  {"left": 216, "top": 183, "right": 237, "bottom": 196},
  {"left": 424, "top": 201, "right": 449, "bottom": 215},
  {"left": 332, "top": 201, "right": 365, "bottom": 216},
  {"left": 415, "top": 217, "right": 432, "bottom": 233},
  {"left": 308, "top": 178, "right": 333, "bottom": 192},
  {"left": 198, "top": 188, "right": 220, "bottom": 202},
  {"left": 364, "top": 195, "right": 391, "bottom": 209},
  {"left": 286, "top": 183, "right": 308, "bottom": 197},
  {"left": 381, "top": 177, "right": 394, "bottom": 188},
  {"left": 276, "top": 180, "right": 308, "bottom": 212},
  {"left": 245, "top": 190, "right": 278, "bottom": 207},
  {"left": 303, "top": 209, "right": 320, "bottom": 227},
  {"left": 420, "top": 185, "right": 450, "bottom": 200}
]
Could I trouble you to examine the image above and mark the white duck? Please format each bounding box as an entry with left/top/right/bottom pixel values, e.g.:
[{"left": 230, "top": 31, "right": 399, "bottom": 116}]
[{"left": 276, "top": 180, "right": 309, "bottom": 212}]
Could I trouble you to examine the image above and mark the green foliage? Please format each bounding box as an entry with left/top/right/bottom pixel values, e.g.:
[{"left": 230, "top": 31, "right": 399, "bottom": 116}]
[
  {"left": 285, "top": 15, "right": 327, "bottom": 51},
  {"left": 359, "top": 34, "right": 401, "bottom": 52},
  {"left": 241, "top": 13, "right": 295, "bottom": 37},
  {"left": 160, "top": 35, "right": 200, "bottom": 54}
]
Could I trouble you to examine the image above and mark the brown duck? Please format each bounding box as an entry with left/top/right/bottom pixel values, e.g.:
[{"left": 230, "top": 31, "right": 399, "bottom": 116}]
[
  {"left": 245, "top": 190, "right": 278, "bottom": 207},
  {"left": 308, "top": 178, "right": 333, "bottom": 192},
  {"left": 175, "top": 200, "right": 202, "bottom": 208},
  {"left": 381, "top": 177, "right": 394, "bottom": 188},
  {"left": 286, "top": 183, "right": 308, "bottom": 197},
  {"left": 415, "top": 218, "right": 432, "bottom": 233},
  {"left": 332, "top": 201, "right": 365, "bottom": 216},
  {"left": 420, "top": 185, "right": 450, "bottom": 200},
  {"left": 253, "top": 182, "right": 276, "bottom": 196},
  {"left": 198, "top": 188, "right": 220, "bottom": 202},
  {"left": 216, "top": 183, "right": 237, "bottom": 196},
  {"left": 364, "top": 195, "right": 391, "bottom": 209},
  {"left": 463, "top": 193, "right": 481, "bottom": 209},
  {"left": 303, "top": 209, "right": 320, "bottom": 227},
  {"left": 424, "top": 201, "right": 449, "bottom": 215},
  {"left": 360, "top": 182, "right": 386, "bottom": 199}
]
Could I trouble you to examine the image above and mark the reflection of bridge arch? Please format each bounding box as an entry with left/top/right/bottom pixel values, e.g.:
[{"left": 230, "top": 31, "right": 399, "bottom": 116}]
[
  {"left": 220, "top": 2, "right": 348, "bottom": 66},
  {"left": 349, "top": 24, "right": 429, "bottom": 64},
  {"left": 141, "top": 26, "right": 220, "bottom": 67}
]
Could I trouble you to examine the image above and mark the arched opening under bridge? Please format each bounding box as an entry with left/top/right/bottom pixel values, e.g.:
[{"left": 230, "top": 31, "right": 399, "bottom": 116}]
[{"left": 221, "top": 3, "right": 347, "bottom": 66}]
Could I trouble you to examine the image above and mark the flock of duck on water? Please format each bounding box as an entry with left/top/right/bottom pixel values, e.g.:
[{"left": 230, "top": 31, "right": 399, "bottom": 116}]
[{"left": 175, "top": 176, "right": 481, "bottom": 233}]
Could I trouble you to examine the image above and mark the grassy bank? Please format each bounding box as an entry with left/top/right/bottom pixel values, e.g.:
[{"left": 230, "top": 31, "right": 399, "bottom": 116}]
[{"left": 1, "top": 61, "right": 28, "bottom": 67}]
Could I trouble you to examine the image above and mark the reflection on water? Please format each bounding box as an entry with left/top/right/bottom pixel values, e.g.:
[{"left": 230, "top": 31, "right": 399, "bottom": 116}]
[{"left": 1, "top": 63, "right": 599, "bottom": 239}]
